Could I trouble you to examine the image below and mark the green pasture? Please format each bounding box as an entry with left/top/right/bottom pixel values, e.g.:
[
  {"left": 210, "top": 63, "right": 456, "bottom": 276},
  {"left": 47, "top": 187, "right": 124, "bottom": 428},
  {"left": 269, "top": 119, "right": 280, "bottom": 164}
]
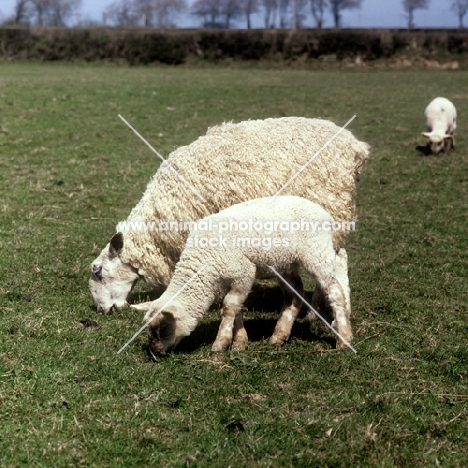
[{"left": 0, "top": 63, "right": 467, "bottom": 467}]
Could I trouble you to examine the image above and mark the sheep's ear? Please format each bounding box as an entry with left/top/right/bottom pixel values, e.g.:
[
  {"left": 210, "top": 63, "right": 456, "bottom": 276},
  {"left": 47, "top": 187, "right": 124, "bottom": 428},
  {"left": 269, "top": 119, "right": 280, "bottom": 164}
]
[
  {"left": 444, "top": 134, "right": 453, "bottom": 140},
  {"left": 131, "top": 301, "right": 153, "bottom": 312},
  {"left": 421, "top": 132, "right": 431, "bottom": 138},
  {"left": 110, "top": 232, "right": 124, "bottom": 255}
]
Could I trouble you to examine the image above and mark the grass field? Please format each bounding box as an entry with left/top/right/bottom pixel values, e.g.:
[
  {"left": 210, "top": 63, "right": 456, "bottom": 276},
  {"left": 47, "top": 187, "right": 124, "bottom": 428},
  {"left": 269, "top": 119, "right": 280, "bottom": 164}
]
[{"left": 0, "top": 63, "right": 467, "bottom": 467}]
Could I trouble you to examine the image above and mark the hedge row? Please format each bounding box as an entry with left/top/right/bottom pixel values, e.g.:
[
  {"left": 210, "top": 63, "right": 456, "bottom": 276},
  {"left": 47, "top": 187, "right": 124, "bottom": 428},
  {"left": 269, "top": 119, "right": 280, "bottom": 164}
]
[{"left": 1, "top": 27, "right": 468, "bottom": 64}]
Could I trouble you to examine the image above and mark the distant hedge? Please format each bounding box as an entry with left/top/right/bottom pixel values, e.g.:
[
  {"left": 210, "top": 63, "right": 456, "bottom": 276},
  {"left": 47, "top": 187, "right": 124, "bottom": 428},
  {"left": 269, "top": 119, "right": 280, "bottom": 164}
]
[{"left": 1, "top": 27, "right": 467, "bottom": 65}]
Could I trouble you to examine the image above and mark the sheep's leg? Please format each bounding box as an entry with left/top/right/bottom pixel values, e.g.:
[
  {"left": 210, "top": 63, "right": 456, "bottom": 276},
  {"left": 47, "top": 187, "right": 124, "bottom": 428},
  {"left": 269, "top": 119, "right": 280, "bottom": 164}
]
[
  {"left": 303, "top": 254, "right": 352, "bottom": 350},
  {"left": 211, "top": 276, "right": 253, "bottom": 353},
  {"left": 307, "top": 248, "right": 351, "bottom": 322},
  {"left": 269, "top": 273, "right": 303, "bottom": 346}
]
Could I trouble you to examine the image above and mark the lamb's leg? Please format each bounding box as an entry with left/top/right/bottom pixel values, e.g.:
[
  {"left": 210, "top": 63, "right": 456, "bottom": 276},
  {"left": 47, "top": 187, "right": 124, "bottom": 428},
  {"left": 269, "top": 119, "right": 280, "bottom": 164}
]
[
  {"left": 307, "top": 248, "right": 351, "bottom": 322},
  {"left": 335, "top": 248, "right": 351, "bottom": 320},
  {"left": 448, "top": 134, "right": 455, "bottom": 152},
  {"left": 307, "top": 283, "right": 333, "bottom": 323},
  {"left": 321, "top": 279, "right": 352, "bottom": 350},
  {"left": 211, "top": 272, "right": 254, "bottom": 353},
  {"left": 269, "top": 272, "right": 303, "bottom": 346},
  {"left": 444, "top": 137, "right": 452, "bottom": 152},
  {"left": 303, "top": 254, "right": 352, "bottom": 350},
  {"left": 232, "top": 312, "right": 248, "bottom": 351}
]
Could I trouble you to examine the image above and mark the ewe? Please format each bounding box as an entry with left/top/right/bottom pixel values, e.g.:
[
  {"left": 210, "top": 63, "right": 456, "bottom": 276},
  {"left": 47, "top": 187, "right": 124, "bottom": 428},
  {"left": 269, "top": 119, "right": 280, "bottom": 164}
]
[
  {"left": 133, "top": 196, "right": 353, "bottom": 355},
  {"left": 422, "top": 97, "right": 457, "bottom": 155},
  {"left": 89, "top": 117, "right": 369, "bottom": 316}
]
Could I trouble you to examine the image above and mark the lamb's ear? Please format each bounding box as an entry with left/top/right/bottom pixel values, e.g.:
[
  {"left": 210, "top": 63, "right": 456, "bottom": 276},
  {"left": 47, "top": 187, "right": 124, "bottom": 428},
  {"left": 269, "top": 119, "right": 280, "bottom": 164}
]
[
  {"left": 162, "top": 305, "right": 178, "bottom": 316},
  {"left": 421, "top": 132, "right": 432, "bottom": 139},
  {"left": 444, "top": 134, "right": 453, "bottom": 140},
  {"left": 159, "top": 311, "right": 177, "bottom": 336},
  {"left": 147, "top": 311, "right": 177, "bottom": 356},
  {"left": 109, "top": 232, "right": 124, "bottom": 255},
  {"left": 131, "top": 301, "right": 153, "bottom": 312},
  {"left": 132, "top": 303, "right": 178, "bottom": 313}
]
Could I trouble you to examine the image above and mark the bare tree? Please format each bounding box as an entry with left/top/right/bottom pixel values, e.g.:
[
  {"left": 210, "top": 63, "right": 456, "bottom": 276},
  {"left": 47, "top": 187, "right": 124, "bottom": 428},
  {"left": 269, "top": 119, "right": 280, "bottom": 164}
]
[
  {"left": 104, "top": 0, "right": 138, "bottom": 25},
  {"left": 221, "top": 0, "right": 242, "bottom": 27},
  {"left": 31, "top": 0, "right": 51, "bottom": 26},
  {"left": 133, "top": 0, "right": 153, "bottom": 26},
  {"left": 310, "top": 0, "right": 327, "bottom": 28},
  {"left": 262, "top": 0, "right": 277, "bottom": 27},
  {"left": 28, "top": 0, "right": 81, "bottom": 25},
  {"left": 191, "top": 0, "right": 222, "bottom": 26},
  {"left": 402, "top": 0, "right": 430, "bottom": 29},
  {"left": 153, "top": 0, "right": 187, "bottom": 27},
  {"left": 278, "top": 0, "right": 290, "bottom": 27},
  {"left": 294, "top": 0, "right": 308, "bottom": 28},
  {"left": 49, "top": 0, "right": 81, "bottom": 25},
  {"left": 328, "top": 0, "right": 362, "bottom": 27},
  {"left": 451, "top": 0, "right": 468, "bottom": 28},
  {"left": 241, "top": 0, "right": 261, "bottom": 29},
  {"left": 288, "top": 0, "right": 308, "bottom": 28},
  {"left": 13, "top": 0, "right": 33, "bottom": 24}
]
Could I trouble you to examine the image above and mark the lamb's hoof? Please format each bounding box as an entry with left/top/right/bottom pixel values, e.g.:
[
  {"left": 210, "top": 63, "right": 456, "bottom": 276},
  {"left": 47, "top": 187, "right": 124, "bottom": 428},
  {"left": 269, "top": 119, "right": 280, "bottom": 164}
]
[
  {"left": 335, "top": 340, "right": 353, "bottom": 351},
  {"left": 231, "top": 340, "right": 247, "bottom": 351},
  {"left": 269, "top": 335, "right": 287, "bottom": 346},
  {"left": 305, "top": 311, "right": 318, "bottom": 321},
  {"left": 210, "top": 344, "right": 229, "bottom": 354}
]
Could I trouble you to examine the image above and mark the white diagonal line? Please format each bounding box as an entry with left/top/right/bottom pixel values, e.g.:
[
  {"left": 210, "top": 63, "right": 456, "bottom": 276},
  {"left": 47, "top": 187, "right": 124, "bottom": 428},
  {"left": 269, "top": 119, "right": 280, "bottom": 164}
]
[
  {"left": 268, "top": 266, "right": 356, "bottom": 353},
  {"left": 117, "top": 265, "right": 206, "bottom": 354},
  {"left": 270, "top": 115, "right": 356, "bottom": 201},
  {"left": 118, "top": 114, "right": 207, "bottom": 202}
]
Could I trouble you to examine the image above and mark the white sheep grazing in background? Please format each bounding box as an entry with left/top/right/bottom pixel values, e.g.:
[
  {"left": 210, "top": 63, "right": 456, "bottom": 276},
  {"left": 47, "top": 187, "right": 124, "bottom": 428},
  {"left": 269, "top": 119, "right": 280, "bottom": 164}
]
[
  {"left": 422, "top": 97, "right": 457, "bottom": 155},
  {"left": 132, "top": 196, "right": 352, "bottom": 355},
  {"left": 89, "top": 117, "right": 370, "bottom": 315}
]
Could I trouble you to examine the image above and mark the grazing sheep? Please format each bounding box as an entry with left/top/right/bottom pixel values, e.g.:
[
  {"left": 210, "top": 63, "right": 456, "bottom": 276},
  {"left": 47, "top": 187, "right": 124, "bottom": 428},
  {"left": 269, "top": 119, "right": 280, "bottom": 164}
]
[
  {"left": 132, "top": 196, "right": 352, "bottom": 355},
  {"left": 89, "top": 117, "right": 370, "bottom": 314},
  {"left": 422, "top": 97, "right": 457, "bottom": 154}
]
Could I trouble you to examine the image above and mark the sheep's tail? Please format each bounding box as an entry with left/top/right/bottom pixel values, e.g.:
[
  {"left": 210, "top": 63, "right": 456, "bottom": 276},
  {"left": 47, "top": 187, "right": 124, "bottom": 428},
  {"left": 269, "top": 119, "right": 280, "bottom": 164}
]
[{"left": 354, "top": 140, "right": 371, "bottom": 177}]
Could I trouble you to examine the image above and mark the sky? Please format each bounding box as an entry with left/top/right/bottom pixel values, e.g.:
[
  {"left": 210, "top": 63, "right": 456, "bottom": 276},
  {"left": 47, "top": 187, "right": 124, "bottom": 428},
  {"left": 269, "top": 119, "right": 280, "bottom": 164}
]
[{"left": 0, "top": 0, "right": 461, "bottom": 29}]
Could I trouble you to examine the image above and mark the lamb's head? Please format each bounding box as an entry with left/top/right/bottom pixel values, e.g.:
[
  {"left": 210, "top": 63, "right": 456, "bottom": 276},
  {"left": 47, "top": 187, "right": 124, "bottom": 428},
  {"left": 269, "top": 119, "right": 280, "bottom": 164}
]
[
  {"left": 89, "top": 233, "right": 140, "bottom": 313},
  {"left": 131, "top": 297, "right": 185, "bottom": 356},
  {"left": 422, "top": 132, "right": 452, "bottom": 155}
]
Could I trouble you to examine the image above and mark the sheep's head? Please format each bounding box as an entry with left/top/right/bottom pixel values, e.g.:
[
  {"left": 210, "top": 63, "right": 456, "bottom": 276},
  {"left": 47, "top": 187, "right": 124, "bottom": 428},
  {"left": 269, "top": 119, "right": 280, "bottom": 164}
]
[
  {"left": 422, "top": 132, "right": 451, "bottom": 155},
  {"left": 89, "top": 233, "right": 140, "bottom": 313},
  {"left": 132, "top": 301, "right": 180, "bottom": 356}
]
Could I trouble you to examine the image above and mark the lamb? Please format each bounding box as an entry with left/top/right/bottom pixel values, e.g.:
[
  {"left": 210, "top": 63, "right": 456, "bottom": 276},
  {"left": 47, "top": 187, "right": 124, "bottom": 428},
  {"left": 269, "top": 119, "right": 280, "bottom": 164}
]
[
  {"left": 422, "top": 97, "right": 457, "bottom": 155},
  {"left": 89, "top": 117, "right": 370, "bottom": 315},
  {"left": 132, "top": 196, "right": 353, "bottom": 355}
]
